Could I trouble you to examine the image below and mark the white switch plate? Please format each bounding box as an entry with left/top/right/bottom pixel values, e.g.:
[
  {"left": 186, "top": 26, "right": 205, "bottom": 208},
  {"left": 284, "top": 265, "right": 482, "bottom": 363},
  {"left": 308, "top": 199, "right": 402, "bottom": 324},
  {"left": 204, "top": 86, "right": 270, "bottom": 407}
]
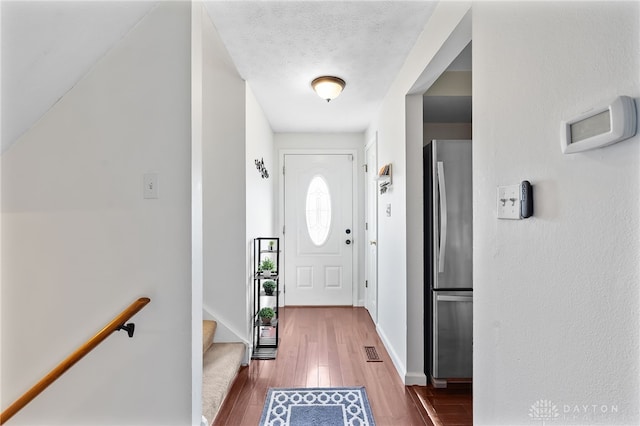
[
  {"left": 143, "top": 172, "right": 159, "bottom": 199},
  {"left": 497, "top": 184, "right": 520, "bottom": 219},
  {"left": 386, "top": 203, "right": 391, "bottom": 217}
]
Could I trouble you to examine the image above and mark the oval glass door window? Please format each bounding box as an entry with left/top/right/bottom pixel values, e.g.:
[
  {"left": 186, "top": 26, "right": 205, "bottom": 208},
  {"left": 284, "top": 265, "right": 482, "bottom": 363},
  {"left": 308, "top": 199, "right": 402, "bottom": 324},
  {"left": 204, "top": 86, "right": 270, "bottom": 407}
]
[{"left": 305, "top": 175, "right": 332, "bottom": 246}]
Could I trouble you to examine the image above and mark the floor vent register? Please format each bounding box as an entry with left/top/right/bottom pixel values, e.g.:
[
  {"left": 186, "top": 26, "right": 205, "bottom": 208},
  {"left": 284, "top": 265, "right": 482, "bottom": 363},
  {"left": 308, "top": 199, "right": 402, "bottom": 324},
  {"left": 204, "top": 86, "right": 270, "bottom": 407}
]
[{"left": 364, "top": 346, "right": 383, "bottom": 362}]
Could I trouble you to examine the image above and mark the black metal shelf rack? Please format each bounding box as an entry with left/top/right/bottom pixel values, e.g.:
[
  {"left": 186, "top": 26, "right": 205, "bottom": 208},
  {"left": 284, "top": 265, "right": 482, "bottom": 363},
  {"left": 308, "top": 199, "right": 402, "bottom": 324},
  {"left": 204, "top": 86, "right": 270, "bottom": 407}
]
[{"left": 252, "top": 237, "right": 280, "bottom": 359}]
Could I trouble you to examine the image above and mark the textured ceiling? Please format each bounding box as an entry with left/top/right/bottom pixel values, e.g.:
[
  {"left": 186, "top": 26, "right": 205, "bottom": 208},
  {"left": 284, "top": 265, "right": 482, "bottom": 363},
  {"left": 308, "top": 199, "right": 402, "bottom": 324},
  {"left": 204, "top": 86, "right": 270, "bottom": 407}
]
[{"left": 204, "top": 1, "right": 438, "bottom": 133}]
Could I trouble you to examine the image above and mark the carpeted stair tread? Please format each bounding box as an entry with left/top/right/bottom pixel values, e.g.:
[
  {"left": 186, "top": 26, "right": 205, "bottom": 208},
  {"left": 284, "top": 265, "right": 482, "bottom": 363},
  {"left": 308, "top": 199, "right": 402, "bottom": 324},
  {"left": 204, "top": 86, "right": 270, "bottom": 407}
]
[{"left": 202, "top": 342, "right": 245, "bottom": 425}]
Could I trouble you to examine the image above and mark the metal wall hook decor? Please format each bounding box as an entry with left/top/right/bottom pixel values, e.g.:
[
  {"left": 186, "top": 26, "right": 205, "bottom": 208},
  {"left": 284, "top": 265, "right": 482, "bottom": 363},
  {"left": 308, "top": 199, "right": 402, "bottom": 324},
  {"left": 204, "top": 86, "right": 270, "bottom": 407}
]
[
  {"left": 117, "top": 323, "right": 135, "bottom": 338},
  {"left": 255, "top": 158, "right": 269, "bottom": 179}
]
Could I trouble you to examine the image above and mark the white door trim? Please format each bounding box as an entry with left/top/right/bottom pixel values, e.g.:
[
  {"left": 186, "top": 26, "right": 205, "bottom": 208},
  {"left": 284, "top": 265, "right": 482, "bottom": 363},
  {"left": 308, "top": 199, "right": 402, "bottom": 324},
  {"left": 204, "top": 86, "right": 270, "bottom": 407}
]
[
  {"left": 279, "top": 148, "right": 359, "bottom": 306},
  {"left": 364, "top": 133, "right": 378, "bottom": 323}
]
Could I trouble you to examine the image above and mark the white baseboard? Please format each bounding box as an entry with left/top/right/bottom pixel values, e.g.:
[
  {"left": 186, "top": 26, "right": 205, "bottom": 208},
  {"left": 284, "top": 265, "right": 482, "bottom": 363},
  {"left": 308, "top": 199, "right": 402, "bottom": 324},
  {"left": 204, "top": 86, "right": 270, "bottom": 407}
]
[
  {"left": 405, "top": 371, "right": 427, "bottom": 386},
  {"left": 375, "top": 324, "right": 407, "bottom": 381},
  {"left": 242, "top": 343, "right": 251, "bottom": 365}
]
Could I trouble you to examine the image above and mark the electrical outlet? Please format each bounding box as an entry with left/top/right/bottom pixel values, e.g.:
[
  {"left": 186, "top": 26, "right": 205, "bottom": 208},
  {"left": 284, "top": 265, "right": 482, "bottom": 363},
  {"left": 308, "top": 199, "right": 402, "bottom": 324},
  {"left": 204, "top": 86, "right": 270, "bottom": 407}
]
[{"left": 497, "top": 184, "right": 520, "bottom": 219}]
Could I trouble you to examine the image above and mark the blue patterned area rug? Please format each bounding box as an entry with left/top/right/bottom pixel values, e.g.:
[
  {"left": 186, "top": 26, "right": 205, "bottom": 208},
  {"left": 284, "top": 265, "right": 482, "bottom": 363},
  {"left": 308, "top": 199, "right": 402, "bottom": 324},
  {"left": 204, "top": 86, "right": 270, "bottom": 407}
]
[{"left": 259, "top": 387, "right": 376, "bottom": 426}]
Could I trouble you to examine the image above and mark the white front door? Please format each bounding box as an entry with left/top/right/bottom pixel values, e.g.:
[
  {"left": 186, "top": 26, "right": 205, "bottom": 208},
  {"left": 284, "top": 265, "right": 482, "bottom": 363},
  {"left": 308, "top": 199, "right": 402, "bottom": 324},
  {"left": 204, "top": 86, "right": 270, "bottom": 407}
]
[
  {"left": 284, "top": 154, "right": 353, "bottom": 305},
  {"left": 365, "top": 141, "right": 378, "bottom": 322}
]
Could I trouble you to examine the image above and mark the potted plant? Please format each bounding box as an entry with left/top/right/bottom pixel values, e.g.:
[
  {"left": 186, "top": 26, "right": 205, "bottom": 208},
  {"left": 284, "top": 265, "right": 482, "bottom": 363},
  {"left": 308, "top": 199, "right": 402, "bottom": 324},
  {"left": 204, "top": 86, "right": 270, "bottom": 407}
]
[
  {"left": 268, "top": 240, "right": 275, "bottom": 251},
  {"left": 259, "top": 307, "right": 275, "bottom": 325},
  {"left": 260, "top": 258, "right": 275, "bottom": 276},
  {"left": 263, "top": 280, "right": 276, "bottom": 295}
]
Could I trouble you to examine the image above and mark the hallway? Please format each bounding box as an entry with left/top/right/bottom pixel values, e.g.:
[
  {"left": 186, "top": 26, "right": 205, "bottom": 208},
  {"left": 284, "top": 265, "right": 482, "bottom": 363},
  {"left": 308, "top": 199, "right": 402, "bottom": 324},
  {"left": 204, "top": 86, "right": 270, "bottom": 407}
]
[
  {"left": 215, "top": 306, "right": 425, "bottom": 425},
  {"left": 214, "top": 306, "right": 471, "bottom": 425}
]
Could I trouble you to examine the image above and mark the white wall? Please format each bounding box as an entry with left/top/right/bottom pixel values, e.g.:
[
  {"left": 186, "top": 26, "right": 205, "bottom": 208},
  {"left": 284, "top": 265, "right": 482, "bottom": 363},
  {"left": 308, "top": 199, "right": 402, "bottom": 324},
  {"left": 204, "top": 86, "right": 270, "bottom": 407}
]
[
  {"left": 274, "top": 133, "right": 365, "bottom": 305},
  {"left": 201, "top": 6, "right": 248, "bottom": 344},
  {"left": 365, "top": 1, "right": 472, "bottom": 383},
  {"left": 191, "top": 4, "right": 204, "bottom": 423},
  {"left": 1, "top": 3, "right": 193, "bottom": 424},
  {"left": 473, "top": 2, "right": 639, "bottom": 424},
  {"left": 405, "top": 94, "right": 426, "bottom": 385},
  {"left": 246, "top": 85, "right": 275, "bottom": 240},
  {"left": 246, "top": 85, "right": 275, "bottom": 344}
]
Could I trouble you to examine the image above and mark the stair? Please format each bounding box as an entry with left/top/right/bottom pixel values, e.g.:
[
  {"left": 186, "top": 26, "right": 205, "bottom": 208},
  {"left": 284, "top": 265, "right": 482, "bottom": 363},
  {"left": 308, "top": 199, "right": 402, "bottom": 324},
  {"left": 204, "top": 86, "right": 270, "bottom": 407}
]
[{"left": 202, "top": 320, "right": 245, "bottom": 425}]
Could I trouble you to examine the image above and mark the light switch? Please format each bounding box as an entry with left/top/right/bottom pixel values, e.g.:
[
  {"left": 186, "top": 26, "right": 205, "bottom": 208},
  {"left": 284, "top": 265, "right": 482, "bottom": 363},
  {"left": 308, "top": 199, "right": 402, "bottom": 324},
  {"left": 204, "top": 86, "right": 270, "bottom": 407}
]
[
  {"left": 497, "top": 184, "right": 520, "bottom": 219},
  {"left": 143, "top": 173, "right": 159, "bottom": 199},
  {"left": 386, "top": 203, "right": 391, "bottom": 217}
]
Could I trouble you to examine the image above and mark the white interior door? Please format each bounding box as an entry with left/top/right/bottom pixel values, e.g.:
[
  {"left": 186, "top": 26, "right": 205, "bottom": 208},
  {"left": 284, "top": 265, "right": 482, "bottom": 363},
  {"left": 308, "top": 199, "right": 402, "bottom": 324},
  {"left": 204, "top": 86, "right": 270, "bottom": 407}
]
[
  {"left": 284, "top": 154, "right": 353, "bottom": 305},
  {"left": 365, "top": 141, "right": 378, "bottom": 322}
]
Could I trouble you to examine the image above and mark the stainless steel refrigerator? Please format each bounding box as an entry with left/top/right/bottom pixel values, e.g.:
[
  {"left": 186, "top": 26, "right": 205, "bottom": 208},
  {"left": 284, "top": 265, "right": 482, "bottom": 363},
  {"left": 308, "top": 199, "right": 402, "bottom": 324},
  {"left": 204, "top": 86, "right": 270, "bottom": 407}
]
[{"left": 424, "top": 139, "right": 473, "bottom": 384}]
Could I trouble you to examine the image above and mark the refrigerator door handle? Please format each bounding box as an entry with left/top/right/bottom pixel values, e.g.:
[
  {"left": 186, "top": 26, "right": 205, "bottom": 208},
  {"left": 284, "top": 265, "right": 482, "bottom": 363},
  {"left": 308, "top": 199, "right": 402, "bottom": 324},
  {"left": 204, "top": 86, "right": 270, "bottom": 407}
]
[
  {"left": 437, "top": 294, "right": 473, "bottom": 303},
  {"left": 437, "top": 161, "right": 447, "bottom": 273}
]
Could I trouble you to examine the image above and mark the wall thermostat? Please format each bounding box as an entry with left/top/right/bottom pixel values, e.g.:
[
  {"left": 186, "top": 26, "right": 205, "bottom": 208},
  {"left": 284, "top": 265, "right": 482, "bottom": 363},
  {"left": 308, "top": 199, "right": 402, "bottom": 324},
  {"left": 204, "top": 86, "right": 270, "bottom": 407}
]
[{"left": 561, "top": 95, "right": 637, "bottom": 154}]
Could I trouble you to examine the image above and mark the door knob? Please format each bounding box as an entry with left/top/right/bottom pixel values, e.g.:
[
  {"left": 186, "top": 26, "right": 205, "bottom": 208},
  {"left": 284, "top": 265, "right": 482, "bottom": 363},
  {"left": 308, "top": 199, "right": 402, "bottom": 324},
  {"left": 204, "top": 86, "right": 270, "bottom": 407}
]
[
  {"left": 369, "top": 240, "right": 377, "bottom": 246},
  {"left": 345, "top": 229, "right": 351, "bottom": 234},
  {"left": 346, "top": 239, "right": 352, "bottom": 245}
]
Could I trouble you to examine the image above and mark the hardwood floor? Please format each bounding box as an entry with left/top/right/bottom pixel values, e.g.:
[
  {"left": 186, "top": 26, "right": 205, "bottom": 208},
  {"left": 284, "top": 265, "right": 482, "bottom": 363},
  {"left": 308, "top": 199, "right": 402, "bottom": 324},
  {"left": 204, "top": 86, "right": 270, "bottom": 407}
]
[
  {"left": 408, "top": 384, "right": 472, "bottom": 426},
  {"left": 214, "top": 306, "right": 471, "bottom": 426}
]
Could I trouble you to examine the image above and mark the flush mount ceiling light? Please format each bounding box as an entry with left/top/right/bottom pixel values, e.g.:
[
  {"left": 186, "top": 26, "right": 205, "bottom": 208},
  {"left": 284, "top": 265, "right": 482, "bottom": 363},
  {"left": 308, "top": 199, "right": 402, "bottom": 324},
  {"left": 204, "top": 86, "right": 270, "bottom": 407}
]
[{"left": 311, "top": 76, "right": 346, "bottom": 102}]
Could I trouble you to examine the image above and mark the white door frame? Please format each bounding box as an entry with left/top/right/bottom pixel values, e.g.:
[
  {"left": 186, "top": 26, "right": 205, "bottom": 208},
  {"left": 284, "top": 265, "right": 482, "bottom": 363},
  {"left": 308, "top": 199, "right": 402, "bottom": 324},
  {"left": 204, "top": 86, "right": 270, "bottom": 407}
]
[
  {"left": 364, "top": 135, "right": 378, "bottom": 323},
  {"left": 279, "top": 149, "right": 359, "bottom": 306}
]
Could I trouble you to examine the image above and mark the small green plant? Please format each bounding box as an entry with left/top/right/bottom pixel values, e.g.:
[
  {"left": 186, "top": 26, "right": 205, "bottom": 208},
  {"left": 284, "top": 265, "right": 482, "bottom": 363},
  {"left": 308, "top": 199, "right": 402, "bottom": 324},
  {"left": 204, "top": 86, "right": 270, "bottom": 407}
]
[
  {"left": 268, "top": 240, "right": 275, "bottom": 250},
  {"left": 263, "top": 280, "right": 276, "bottom": 295},
  {"left": 260, "top": 257, "right": 275, "bottom": 272},
  {"left": 259, "top": 307, "right": 275, "bottom": 324}
]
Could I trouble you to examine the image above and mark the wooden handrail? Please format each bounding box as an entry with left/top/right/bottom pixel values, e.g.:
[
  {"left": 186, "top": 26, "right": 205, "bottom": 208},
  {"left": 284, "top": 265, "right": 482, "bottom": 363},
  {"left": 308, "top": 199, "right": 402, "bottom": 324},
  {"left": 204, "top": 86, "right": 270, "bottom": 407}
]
[{"left": 0, "top": 297, "right": 150, "bottom": 424}]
